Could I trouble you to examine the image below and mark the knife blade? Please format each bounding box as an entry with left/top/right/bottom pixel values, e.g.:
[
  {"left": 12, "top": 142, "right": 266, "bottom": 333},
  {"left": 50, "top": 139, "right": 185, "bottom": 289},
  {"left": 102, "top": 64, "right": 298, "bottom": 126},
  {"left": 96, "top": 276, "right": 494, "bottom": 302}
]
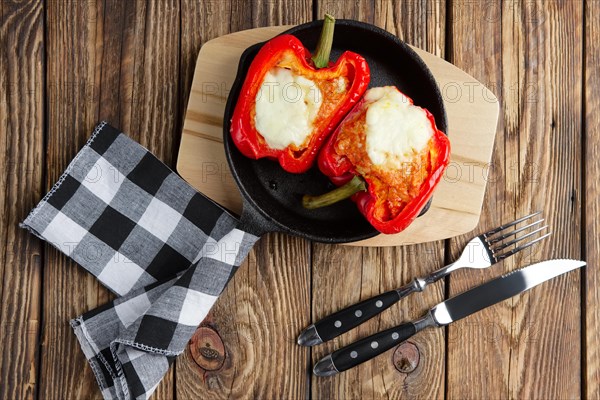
[{"left": 313, "top": 259, "right": 586, "bottom": 376}]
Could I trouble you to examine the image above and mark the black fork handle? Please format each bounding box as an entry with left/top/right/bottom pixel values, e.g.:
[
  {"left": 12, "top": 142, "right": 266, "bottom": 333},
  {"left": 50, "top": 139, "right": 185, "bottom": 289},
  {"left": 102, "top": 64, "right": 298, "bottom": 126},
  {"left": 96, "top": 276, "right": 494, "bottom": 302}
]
[{"left": 297, "top": 281, "right": 422, "bottom": 346}]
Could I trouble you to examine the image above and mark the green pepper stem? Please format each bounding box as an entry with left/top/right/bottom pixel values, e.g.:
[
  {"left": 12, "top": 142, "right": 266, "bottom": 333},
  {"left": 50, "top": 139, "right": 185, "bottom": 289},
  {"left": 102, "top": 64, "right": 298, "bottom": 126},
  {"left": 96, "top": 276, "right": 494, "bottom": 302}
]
[
  {"left": 303, "top": 176, "right": 367, "bottom": 209},
  {"left": 311, "top": 14, "right": 335, "bottom": 69}
]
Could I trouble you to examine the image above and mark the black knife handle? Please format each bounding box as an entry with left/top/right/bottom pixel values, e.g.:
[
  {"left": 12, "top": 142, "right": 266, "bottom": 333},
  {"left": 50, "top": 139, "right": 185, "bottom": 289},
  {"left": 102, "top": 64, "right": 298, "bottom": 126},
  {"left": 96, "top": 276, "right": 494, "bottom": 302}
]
[
  {"left": 313, "top": 313, "right": 437, "bottom": 376},
  {"left": 330, "top": 322, "right": 417, "bottom": 373}
]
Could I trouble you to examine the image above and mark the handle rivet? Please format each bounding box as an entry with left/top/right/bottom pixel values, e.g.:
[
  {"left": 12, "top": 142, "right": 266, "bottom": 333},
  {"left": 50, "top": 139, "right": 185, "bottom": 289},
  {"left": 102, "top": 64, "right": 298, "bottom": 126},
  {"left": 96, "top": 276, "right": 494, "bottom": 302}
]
[{"left": 393, "top": 341, "right": 419, "bottom": 373}]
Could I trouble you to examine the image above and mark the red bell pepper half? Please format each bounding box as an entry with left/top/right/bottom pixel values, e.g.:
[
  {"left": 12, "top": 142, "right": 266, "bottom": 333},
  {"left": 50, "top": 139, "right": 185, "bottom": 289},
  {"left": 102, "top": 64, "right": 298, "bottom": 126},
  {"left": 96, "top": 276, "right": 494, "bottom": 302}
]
[
  {"left": 230, "top": 15, "right": 370, "bottom": 173},
  {"left": 303, "top": 86, "right": 451, "bottom": 234}
]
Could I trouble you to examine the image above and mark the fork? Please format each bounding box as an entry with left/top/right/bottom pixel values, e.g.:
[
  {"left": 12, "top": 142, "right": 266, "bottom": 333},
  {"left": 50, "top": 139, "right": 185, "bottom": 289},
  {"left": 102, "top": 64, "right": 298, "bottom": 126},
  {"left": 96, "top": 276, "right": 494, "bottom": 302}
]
[{"left": 297, "top": 211, "right": 551, "bottom": 346}]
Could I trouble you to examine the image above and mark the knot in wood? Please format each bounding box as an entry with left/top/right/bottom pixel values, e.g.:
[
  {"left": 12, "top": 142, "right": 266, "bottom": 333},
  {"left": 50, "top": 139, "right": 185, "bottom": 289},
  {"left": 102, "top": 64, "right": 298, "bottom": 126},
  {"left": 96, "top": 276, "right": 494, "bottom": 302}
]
[
  {"left": 392, "top": 341, "right": 419, "bottom": 373},
  {"left": 190, "top": 326, "right": 225, "bottom": 371}
]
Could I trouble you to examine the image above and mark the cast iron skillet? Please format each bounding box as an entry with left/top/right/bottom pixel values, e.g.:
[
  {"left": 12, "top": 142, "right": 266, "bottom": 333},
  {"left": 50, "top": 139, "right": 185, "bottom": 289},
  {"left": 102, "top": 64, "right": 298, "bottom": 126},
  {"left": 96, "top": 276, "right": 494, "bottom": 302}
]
[{"left": 223, "top": 19, "right": 448, "bottom": 243}]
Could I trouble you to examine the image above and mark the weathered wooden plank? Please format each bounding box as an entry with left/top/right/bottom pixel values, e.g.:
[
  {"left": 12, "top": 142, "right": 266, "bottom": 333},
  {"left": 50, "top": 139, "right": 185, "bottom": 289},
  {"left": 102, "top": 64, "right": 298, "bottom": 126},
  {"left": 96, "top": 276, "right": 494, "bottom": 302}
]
[
  {"left": 118, "top": 0, "right": 181, "bottom": 167},
  {"left": 112, "top": 1, "right": 181, "bottom": 398},
  {"left": 252, "top": 0, "right": 313, "bottom": 27},
  {"left": 317, "top": 0, "right": 374, "bottom": 20},
  {"left": 0, "top": 1, "right": 44, "bottom": 399},
  {"left": 585, "top": 1, "right": 599, "bottom": 398},
  {"left": 445, "top": 2, "right": 511, "bottom": 397},
  {"left": 178, "top": 0, "right": 252, "bottom": 140},
  {"left": 373, "top": 0, "right": 446, "bottom": 55},
  {"left": 311, "top": 1, "right": 447, "bottom": 398},
  {"left": 176, "top": 1, "right": 313, "bottom": 399},
  {"left": 447, "top": 0, "right": 583, "bottom": 398},
  {"left": 43, "top": 1, "right": 109, "bottom": 397},
  {"left": 42, "top": 1, "right": 180, "bottom": 398},
  {"left": 505, "top": 1, "right": 582, "bottom": 396}
]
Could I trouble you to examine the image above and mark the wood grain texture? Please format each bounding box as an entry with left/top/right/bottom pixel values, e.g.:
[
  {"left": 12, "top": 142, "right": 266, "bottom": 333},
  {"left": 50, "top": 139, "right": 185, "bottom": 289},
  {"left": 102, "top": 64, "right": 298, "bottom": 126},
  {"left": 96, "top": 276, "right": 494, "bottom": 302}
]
[
  {"left": 118, "top": 0, "right": 181, "bottom": 167},
  {"left": 585, "top": 1, "right": 599, "bottom": 398},
  {"left": 445, "top": 2, "right": 513, "bottom": 397},
  {"left": 43, "top": 1, "right": 181, "bottom": 398},
  {"left": 1, "top": 1, "right": 596, "bottom": 398},
  {"left": 176, "top": 2, "right": 313, "bottom": 399},
  {"left": 505, "top": 2, "right": 582, "bottom": 397},
  {"left": 311, "top": 1, "right": 446, "bottom": 398},
  {"left": 447, "top": 1, "right": 583, "bottom": 399},
  {"left": 111, "top": 1, "right": 181, "bottom": 397},
  {"left": 0, "top": 1, "right": 44, "bottom": 399},
  {"left": 43, "top": 1, "right": 111, "bottom": 398}
]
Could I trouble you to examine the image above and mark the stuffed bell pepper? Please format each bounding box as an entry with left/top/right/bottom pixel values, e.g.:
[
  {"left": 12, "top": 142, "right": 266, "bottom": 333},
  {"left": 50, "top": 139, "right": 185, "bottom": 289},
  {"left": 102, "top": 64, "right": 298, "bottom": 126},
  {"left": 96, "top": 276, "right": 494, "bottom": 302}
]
[
  {"left": 230, "top": 15, "right": 370, "bottom": 173},
  {"left": 303, "top": 86, "right": 450, "bottom": 234}
]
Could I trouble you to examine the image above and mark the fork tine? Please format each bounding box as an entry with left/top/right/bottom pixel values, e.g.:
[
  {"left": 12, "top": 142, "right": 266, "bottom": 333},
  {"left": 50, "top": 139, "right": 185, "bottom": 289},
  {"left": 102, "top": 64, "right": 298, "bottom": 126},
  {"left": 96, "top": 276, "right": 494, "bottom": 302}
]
[
  {"left": 491, "top": 225, "right": 549, "bottom": 252},
  {"left": 495, "top": 232, "right": 552, "bottom": 261},
  {"left": 487, "top": 218, "right": 544, "bottom": 244},
  {"left": 483, "top": 211, "right": 542, "bottom": 237}
]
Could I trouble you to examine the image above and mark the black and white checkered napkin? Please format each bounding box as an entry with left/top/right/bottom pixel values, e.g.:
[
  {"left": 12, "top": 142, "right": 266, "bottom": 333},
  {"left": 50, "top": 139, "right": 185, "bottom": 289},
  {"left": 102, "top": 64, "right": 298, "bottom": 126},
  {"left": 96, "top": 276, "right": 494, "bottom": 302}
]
[{"left": 21, "top": 122, "right": 259, "bottom": 400}]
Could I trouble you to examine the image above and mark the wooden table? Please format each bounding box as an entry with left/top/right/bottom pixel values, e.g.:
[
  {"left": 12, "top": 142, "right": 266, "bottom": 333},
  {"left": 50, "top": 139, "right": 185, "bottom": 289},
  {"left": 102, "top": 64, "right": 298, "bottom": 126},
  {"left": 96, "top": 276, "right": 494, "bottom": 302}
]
[{"left": 1, "top": 0, "right": 598, "bottom": 399}]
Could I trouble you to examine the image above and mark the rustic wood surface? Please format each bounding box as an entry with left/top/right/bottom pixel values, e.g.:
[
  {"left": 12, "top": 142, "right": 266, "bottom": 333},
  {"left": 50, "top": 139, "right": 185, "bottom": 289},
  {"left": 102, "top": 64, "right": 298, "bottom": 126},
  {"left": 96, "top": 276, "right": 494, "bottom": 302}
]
[
  {"left": 446, "top": 1, "right": 584, "bottom": 399},
  {"left": 0, "top": 1, "right": 44, "bottom": 399},
  {"left": 585, "top": 1, "right": 599, "bottom": 399},
  {"left": 0, "top": 0, "right": 595, "bottom": 399}
]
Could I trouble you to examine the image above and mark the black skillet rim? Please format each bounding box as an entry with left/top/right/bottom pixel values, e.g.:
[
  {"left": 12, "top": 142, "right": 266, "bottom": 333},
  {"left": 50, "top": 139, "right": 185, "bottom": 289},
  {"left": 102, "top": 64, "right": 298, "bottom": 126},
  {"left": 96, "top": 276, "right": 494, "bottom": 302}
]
[{"left": 223, "top": 19, "right": 448, "bottom": 243}]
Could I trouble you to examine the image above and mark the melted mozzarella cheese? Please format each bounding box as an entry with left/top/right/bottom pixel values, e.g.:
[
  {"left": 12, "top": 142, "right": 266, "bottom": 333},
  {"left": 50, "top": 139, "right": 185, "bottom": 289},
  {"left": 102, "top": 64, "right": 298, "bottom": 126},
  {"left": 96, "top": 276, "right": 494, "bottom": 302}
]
[
  {"left": 364, "top": 86, "right": 434, "bottom": 168},
  {"left": 254, "top": 67, "right": 323, "bottom": 150}
]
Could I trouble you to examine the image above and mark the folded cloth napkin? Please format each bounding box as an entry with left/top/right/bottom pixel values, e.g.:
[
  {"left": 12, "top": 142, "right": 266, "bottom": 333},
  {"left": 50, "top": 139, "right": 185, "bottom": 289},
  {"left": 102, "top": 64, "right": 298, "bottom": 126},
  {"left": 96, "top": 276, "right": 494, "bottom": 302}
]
[{"left": 21, "top": 121, "right": 259, "bottom": 400}]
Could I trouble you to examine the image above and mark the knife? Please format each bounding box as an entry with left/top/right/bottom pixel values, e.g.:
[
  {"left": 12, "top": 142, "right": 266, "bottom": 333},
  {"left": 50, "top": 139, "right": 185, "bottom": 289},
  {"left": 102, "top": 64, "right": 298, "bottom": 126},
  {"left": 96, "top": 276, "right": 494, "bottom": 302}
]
[{"left": 313, "top": 259, "right": 585, "bottom": 376}]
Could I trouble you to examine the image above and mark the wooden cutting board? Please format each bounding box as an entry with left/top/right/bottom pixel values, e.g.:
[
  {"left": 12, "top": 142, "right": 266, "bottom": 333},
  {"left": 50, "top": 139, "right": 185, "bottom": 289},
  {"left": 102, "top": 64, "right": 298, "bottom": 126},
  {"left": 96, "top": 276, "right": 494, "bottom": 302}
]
[{"left": 176, "top": 26, "right": 499, "bottom": 247}]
